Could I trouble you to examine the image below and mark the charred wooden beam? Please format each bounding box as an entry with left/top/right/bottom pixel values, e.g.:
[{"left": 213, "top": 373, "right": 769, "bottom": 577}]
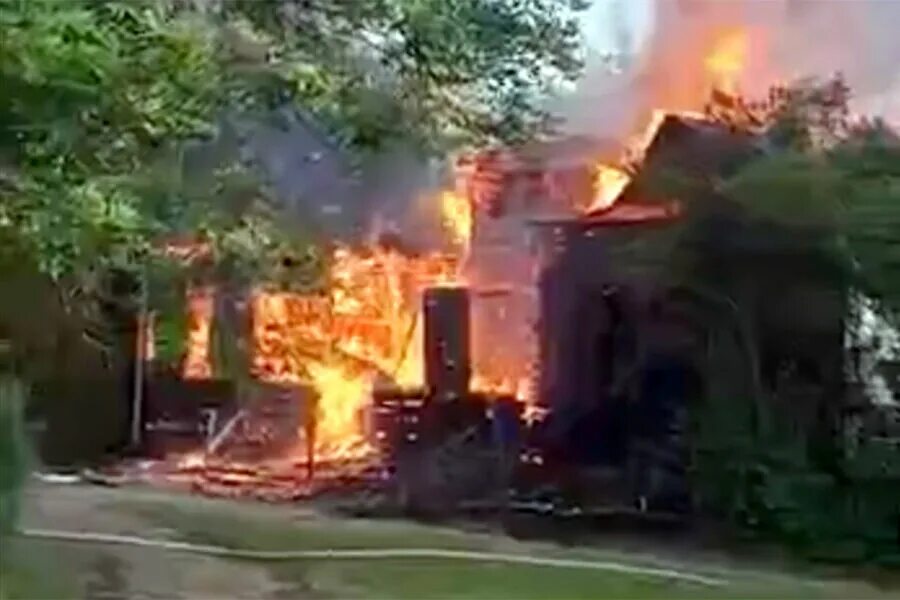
[{"left": 423, "top": 287, "right": 471, "bottom": 403}]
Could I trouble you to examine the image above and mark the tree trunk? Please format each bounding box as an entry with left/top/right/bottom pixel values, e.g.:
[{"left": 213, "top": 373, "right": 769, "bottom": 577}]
[{"left": 0, "top": 365, "right": 28, "bottom": 535}]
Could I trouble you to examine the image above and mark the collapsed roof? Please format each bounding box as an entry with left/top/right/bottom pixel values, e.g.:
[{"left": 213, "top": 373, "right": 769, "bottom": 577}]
[{"left": 595, "top": 113, "right": 767, "bottom": 214}]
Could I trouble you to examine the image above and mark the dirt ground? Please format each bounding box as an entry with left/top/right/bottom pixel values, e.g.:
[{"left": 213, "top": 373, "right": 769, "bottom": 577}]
[{"left": 16, "top": 484, "right": 298, "bottom": 599}]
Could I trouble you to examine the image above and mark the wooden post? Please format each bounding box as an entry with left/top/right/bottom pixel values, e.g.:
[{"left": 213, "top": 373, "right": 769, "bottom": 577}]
[
  {"left": 306, "top": 391, "right": 317, "bottom": 480},
  {"left": 129, "top": 280, "right": 148, "bottom": 448},
  {"left": 423, "top": 287, "right": 471, "bottom": 403}
]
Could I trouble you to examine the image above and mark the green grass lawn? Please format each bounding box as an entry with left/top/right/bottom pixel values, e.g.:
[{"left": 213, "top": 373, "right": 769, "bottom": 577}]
[
  {"left": 0, "top": 538, "right": 77, "bottom": 600},
  {"left": 108, "top": 495, "right": 868, "bottom": 599},
  {"left": 279, "top": 557, "right": 724, "bottom": 600}
]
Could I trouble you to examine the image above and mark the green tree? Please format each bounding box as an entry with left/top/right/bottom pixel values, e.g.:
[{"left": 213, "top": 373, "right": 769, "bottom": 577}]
[
  {"left": 649, "top": 78, "right": 900, "bottom": 561},
  {"left": 218, "top": 0, "right": 586, "bottom": 150},
  {"left": 0, "top": 0, "right": 585, "bottom": 343}
]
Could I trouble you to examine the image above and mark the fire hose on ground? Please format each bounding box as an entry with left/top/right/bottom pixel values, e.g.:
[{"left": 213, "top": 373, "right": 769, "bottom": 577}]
[{"left": 17, "top": 527, "right": 728, "bottom": 587}]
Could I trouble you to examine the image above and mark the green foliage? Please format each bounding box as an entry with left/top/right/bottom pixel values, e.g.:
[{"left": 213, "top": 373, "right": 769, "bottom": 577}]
[
  {"left": 831, "top": 132, "right": 900, "bottom": 312},
  {"left": 219, "top": 0, "right": 586, "bottom": 150},
  {"left": 151, "top": 277, "right": 188, "bottom": 365},
  {"left": 1, "top": 0, "right": 229, "bottom": 349},
  {"left": 1, "top": 0, "right": 581, "bottom": 373},
  {"left": 652, "top": 78, "right": 900, "bottom": 565},
  {"left": 691, "top": 378, "right": 900, "bottom": 563},
  {"left": 718, "top": 79, "right": 900, "bottom": 312},
  {"left": 721, "top": 151, "right": 842, "bottom": 229}
]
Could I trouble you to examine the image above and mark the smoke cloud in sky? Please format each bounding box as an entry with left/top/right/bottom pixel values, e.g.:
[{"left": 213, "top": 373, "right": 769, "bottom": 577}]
[
  {"left": 562, "top": 0, "right": 900, "bottom": 142},
  {"left": 251, "top": 0, "right": 900, "bottom": 242}
]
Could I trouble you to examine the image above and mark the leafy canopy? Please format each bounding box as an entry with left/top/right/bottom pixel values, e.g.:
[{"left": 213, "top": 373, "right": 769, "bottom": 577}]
[{"left": 0, "top": 0, "right": 585, "bottom": 356}]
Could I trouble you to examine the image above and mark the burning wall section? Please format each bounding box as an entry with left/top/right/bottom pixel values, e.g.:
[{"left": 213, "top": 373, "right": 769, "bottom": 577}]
[
  {"left": 173, "top": 147, "right": 583, "bottom": 468},
  {"left": 249, "top": 246, "right": 461, "bottom": 461}
]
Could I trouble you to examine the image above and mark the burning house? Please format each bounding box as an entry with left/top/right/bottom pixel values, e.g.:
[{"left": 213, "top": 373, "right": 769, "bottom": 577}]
[
  {"left": 126, "top": 9, "right": 870, "bottom": 512},
  {"left": 127, "top": 79, "right": 859, "bottom": 518},
  {"left": 137, "top": 95, "right": 845, "bottom": 510}
]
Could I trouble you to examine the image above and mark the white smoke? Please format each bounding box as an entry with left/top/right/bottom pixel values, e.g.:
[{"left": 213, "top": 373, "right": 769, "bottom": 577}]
[
  {"left": 849, "top": 293, "right": 900, "bottom": 406},
  {"left": 560, "top": 0, "right": 900, "bottom": 139}
]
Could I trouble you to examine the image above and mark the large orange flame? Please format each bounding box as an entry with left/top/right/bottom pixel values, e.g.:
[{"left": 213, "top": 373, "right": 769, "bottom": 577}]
[
  {"left": 705, "top": 28, "right": 750, "bottom": 95},
  {"left": 589, "top": 164, "right": 632, "bottom": 212},
  {"left": 587, "top": 23, "right": 764, "bottom": 210},
  {"left": 249, "top": 242, "right": 463, "bottom": 461},
  {"left": 306, "top": 361, "right": 373, "bottom": 459},
  {"left": 440, "top": 190, "right": 473, "bottom": 252},
  {"left": 183, "top": 286, "right": 213, "bottom": 379}
]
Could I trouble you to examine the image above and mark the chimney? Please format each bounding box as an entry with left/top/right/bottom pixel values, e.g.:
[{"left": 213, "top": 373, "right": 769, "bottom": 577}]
[{"left": 423, "top": 287, "right": 471, "bottom": 402}]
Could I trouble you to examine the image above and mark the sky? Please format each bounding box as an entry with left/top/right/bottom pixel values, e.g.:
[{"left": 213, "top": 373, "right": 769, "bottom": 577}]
[
  {"left": 574, "top": 0, "right": 900, "bottom": 125},
  {"left": 579, "top": 0, "right": 654, "bottom": 56}
]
